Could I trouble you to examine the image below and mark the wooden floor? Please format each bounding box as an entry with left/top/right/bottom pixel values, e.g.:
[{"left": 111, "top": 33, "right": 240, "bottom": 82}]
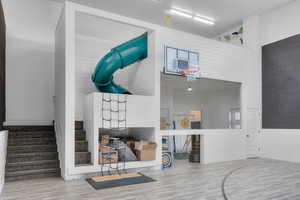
[{"left": 2, "top": 159, "right": 300, "bottom": 200}]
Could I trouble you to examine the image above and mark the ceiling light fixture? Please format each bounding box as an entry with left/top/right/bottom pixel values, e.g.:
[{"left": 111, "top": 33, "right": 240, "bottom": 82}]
[
  {"left": 193, "top": 16, "right": 215, "bottom": 25},
  {"left": 171, "top": 6, "right": 192, "bottom": 14},
  {"left": 169, "top": 9, "right": 193, "bottom": 18},
  {"left": 187, "top": 86, "right": 193, "bottom": 92},
  {"left": 195, "top": 14, "right": 215, "bottom": 22}
]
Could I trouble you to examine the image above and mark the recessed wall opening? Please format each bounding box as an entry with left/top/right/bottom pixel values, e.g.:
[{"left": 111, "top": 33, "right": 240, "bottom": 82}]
[
  {"left": 98, "top": 127, "right": 156, "bottom": 164},
  {"left": 160, "top": 74, "right": 242, "bottom": 130},
  {"left": 160, "top": 74, "right": 242, "bottom": 164},
  {"left": 73, "top": 11, "right": 157, "bottom": 169},
  {"left": 75, "top": 11, "right": 155, "bottom": 121}
]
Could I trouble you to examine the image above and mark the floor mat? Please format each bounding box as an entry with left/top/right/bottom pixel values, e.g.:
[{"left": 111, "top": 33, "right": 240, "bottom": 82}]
[{"left": 86, "top": 173, "right": 156, "bottom": 190}]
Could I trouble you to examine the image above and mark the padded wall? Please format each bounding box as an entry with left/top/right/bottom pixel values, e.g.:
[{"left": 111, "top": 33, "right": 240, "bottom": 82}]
[{"left": 262, "top": 34, "right": 300, "bottom": 129}]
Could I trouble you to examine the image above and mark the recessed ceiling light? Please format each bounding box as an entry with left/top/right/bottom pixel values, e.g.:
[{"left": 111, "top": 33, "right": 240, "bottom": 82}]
[
  {"left": 193, "top": 16, "right": 215, "bottom": 25},
  {"left": 169, "top": 9, "right": 193, "bottom": 18}
]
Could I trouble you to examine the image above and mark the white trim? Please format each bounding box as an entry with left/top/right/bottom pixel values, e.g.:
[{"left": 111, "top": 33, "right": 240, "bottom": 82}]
[
  {"left": 4, "top": 121, "right": 53, "bottom": 126},
  {"left": 0, "top": 131, "right": 8, "bottom": 195}
]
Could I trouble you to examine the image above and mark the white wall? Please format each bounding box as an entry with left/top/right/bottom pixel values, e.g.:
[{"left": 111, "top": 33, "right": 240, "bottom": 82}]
[
  {"left": 0, "top": 131, "right": 8, "bottom": 195},
  {"left": 2, "top": 0, "right": 62, "bottom": 125},
  {"left": 258, "top": 1, "right": 300, "bottom": 162},
  {"left": 202, "top": 131, "right": 246, "bottom": 164},
  {"left": 260, "top": 0, "right": 300, "bottom": 46},
  {"left": 157, "top": 27, "right": 246, "bottom": 83},
  {"left": 55, "top": 7, "right": 67, "bottom": 178}
]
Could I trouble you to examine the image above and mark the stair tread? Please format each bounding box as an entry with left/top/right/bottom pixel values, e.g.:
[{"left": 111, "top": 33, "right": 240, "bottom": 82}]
[
  {"left": 8, "top": 144, "right": 57, "bottom": 148},
  {"left": 9, "top": 138, "right": 55, "bottom": 141},
  {"left": 75, "top": 152, "right": 90, "bottom": 154},
  {"left": 7, "top": 152, "right": 58, "bottom": 157},
  {"left": 9, "top": 131, "right": 54, "bottom": 134},
  {"left": 6, "top": 159, "right": 59, "bottom": 166},
  {"left": 75, "top": 140, "right": 88, "bottom": 143},
  {"left": 6, "top": 168, "right": 60, "bottom": 177},
  {"left": 5, "top": 126, "right": 54, "bottom": 132}
]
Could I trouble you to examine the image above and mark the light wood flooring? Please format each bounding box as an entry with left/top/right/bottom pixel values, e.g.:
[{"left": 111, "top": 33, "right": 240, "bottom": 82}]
[{"left": 2, "top": 159, "right": 300, "bottom": 200}]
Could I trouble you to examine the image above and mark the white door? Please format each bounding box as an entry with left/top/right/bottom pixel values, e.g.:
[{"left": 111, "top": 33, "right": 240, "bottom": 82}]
[{"left": 246, "top": 108, "right": 260, "bottom": 158}]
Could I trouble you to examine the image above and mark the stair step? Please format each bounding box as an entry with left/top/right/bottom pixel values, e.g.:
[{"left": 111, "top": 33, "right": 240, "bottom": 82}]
[
  {"left": 5, "top": 126, "right": 54, "bottom": 132},
  {"left": 7, "top": 152, "right": 58, "bottom": 163},
  {"left": 75, "top": 133, "right": 85, "bottom": 141},
  {"left": 8, "top": 138, "right": 56, "bottom": 146},
  {"left": 75, "top": 130, "right": 86, "bottom": 140},
  {"left": 75, "top": 141, "right": 88, "bottom": 152},
  {"left": 8, "top": 131, "right": 54, "bottom": 139},
  {"left": 7, "top": 145, "right": 57, "bottom": 154},
  {"left": 6, "top": 160, "right": 59, "bottom": 172},
  {"left": 75, "top": 121, "right": 83, "bottom": 130},
  {"left": 5, "top": 168, "right": 60, "bottom": 182},
  {"left": 75, "top": 152, "right": 91, "bottom": 165}
]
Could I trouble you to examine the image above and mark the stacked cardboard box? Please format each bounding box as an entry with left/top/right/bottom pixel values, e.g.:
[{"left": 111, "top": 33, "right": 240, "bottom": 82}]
[
  {"left": 134, "top": 141, "right": 157, "bottom": 161},
  {"left": 99, "top": 135, "right": 118, "bottom": 164}
]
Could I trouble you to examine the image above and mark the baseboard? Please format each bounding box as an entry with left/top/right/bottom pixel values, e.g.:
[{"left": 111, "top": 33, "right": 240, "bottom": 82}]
[{"left": 4, "top": 120, "right": 53, "bottom": 126}]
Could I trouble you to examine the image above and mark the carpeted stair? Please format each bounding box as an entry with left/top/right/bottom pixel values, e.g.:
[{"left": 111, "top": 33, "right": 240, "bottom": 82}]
[
  {"left": 75, "top": 121, "right": 91, "bottom": 165},
  {"left": 5, "top": 126, "right": 60, "bottom": 182}
]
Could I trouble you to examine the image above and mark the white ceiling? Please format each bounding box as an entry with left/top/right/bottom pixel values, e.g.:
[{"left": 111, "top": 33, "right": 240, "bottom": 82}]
[
  {"left": 51, "top": 0, "right": 294, "bottom": 37},
  {"left": 161, "top": 74, "right": 241, "bottom": 93}
]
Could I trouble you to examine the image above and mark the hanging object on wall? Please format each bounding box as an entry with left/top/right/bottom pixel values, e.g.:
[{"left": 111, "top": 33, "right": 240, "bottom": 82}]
[
  {"left": 217, "top": 26, "right": 243, "bottom": 45},
  {"left": 164, "top": 46, "right": 200, "bottom": 77},
  {"left": 162, "top": 152, "right": 173, "bottom": 168},
  {"left": 91, "top": 32, "right": 148, "bottom": 94}
]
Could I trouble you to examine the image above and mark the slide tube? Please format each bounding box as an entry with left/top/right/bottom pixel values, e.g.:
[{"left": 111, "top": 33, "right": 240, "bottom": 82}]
[{"left": 91, "top": 32, "right": 148, "bottom": 94}]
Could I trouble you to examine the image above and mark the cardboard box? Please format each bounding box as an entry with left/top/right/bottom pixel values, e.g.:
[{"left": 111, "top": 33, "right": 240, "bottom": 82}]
[
  {"left": 135, "top": 149, "right": 156, "bottom": 161},
  {"left": 134, "top": 141, "right": 157, "bottom": 161},
  {"left": 135, "top": 141, "right": 157, "bottom": 151},
  {"left": 126, "top": 140, "right": 136, "bottom": 150},
  {"left": 100, "top": 135, "right": 110, "bottom": 146},
  {"left": 99, "top": 145, "right": 118, "bottom": 164}
]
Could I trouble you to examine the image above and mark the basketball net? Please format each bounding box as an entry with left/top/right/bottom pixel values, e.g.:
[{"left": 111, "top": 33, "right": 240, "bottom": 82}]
[{"left": 180, "top": 70, "right": 200, "bottom": 82}]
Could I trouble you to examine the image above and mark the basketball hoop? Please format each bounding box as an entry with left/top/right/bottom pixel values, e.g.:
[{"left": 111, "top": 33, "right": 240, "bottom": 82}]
[{"left": 179, "top": 70, "right": 200, "bottom": 82}]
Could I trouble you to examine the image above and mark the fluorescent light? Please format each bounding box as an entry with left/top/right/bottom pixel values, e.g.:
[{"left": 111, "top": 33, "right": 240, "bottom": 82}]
[
  {"left": 193, "top": 16, "right": 215, "bottom": 25},
  {"left": 195, "top": 14, "right": 215, "bottom": 22},
  {"left": 170, "top": 9, "right": 192, "bottom": 18},
  {"left": 171, "top": 6, "right": 192, "bottom": 14}
]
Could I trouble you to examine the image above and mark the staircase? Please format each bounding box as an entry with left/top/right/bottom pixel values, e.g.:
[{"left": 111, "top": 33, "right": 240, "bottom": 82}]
[
  {"left": 5, "top": 126, "right": 60, "bottom": 182},
  {"left": 75, "top": 121, "right": 91, "bottom": 165}
]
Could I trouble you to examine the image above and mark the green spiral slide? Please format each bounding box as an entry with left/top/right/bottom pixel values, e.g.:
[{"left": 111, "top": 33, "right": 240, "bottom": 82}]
[{"left": 91, "top": 32, "right": 148, "bottom": 94}]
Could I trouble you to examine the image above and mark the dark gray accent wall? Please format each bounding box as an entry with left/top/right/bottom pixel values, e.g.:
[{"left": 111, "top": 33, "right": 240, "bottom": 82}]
[
  {"left": 262, "top": 34, "right": 300, "bottom": 129},
  {"left": 0, "top": 0, "right": 5, "bottom": 129}
]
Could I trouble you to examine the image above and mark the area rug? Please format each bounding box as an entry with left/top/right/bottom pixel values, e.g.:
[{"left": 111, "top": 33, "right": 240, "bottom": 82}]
[{"left": 86, "top": 172, "right": 156, "bottom": 190}]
